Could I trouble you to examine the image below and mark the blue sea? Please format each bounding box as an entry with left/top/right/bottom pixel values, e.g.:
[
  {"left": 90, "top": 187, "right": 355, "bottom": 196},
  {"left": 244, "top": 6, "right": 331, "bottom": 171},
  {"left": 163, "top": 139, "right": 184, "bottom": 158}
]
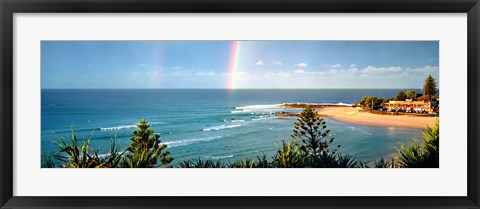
[{"left": 41, "top": 89, "right": 423, "bottom": 165}]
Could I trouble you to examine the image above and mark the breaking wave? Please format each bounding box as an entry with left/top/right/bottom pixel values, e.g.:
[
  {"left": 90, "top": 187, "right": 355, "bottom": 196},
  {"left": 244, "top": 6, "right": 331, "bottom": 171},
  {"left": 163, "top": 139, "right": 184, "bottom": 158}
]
[
  {"left": 348, "top": 126, "right": 373, "bottom": 135},
  {"left": 210, "top": 155, "right": 234, "bottom": 160},
  {"left": 231, "top": 104, "right": 285, "bottom": 114},
  {"left": 100, "top": 125, "right": 137, "bottom": 131},
  {"left": 163, "top": 136, "right": 224, "bottom": 148},
  {"left": 99, "top": 122, "right": 166, "bottom": 131},
  {"left": 203, "top": 124, "right": 242, "bottom": 131}
]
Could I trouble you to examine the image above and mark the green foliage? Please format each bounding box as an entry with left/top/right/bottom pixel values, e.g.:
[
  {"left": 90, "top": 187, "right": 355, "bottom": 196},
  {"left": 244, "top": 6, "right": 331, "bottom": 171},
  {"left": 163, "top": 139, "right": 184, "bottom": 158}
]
[
  {"left": 41, "top": 153, "right": 56, "bottom": 168},
  {"left": 254, "top": 154, "right": 271, "bottom": 168},
  {"left": 356, "top": 161, "right": 371, "bottom": 168},
  {"left": 177, "top": 159, "right": 226, "bottom": 168},
  {"left": 395, "top": 90, "right": 407, "bottom": 101},
  {"left": 50, "top": 131, "right": 123, "bottom": 168},
  {"left": 359, "top": 96, "right": 375, "bottom": 109},
  {"left": 121, "top": 119, "right": 173, "bottom": 168},
  {"left": 315, "top": 153, "right": 357, "bottom": 168},
  {"left": 272, "top": 140, "right": 305, "bottom": 168},
  {"left": 380, "top": 98, "right": 389, "bottom": 107},
  {"left": 356, "top": 157, "right": 397, "bottom": 168},
  {"left": 405, "top": 90, "right": 417, "bottom": 101},
  {"left": 177, "top": 154, "right": 272, "bottom": 168},
  {"left": 373, "top": 157, "right": 397, "bottom": 168},
  {"left": 364, "top": 96, "right": 376, "bottom": 109},
  {"left": 224, "top": 154, "right": 272, "bottom": 168},
  {"left": 423, "top": 74, "right": 437, "bottom": 101},
  {"left": 396, "top": 122, "right": 439, "bottom": 168},
  {"left": 229, "top": 158, "right": 257, "bottom": 168},
  {"left": 44, "top": 119, "right": 173, "bottom": 168},
  {"left": 358, "top": 96, "right": 387, "bottom": 109},
  {"left": 291, "top": 107, "right": 335, "bottom": 161},
  {"left": 354, "top": 100, "right": 360, "bottom": 107}
]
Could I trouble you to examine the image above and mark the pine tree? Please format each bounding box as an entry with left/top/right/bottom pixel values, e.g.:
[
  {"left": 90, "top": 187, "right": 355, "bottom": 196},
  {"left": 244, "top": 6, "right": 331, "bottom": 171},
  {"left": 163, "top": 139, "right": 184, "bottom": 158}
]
[
  {"left": 423, "top": 74, "right": 437, "bottom": 101},
  {"left": 121, "top": 119, "right": 173, "bottom": 168},
  {"left": 291, "top": 107, "right": 336, "bottom": 166}
]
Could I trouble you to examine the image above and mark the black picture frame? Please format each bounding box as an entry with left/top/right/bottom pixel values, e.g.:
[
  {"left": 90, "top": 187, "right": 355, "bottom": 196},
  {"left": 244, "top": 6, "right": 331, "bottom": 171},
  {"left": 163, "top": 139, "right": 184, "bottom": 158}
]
[{"left": 1, "top": 0, "right": 479, "bottom": 208}]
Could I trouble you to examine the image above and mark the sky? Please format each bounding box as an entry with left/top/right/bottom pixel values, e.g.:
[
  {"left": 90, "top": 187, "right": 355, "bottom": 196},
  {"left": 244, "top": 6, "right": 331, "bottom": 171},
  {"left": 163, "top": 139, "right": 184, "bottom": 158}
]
[{"left": 41, "top": 41, "right": 439, "bottom": 89}]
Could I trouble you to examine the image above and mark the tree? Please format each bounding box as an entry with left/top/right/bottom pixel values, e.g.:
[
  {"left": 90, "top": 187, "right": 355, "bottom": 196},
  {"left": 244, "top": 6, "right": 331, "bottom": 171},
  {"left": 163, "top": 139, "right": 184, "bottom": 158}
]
[
  {"left": 395, "top": 90, "right": 407, "bottom": 101},
  {"left": 354, "top": 100, "right": 360, "bottom": 107},
  {"left": 364, "top": 96, "right": 376, "bottom": 109},
  {"left": 291, "top": 107, "right": 337, "bottom": 166},
  {"left": 405, "top": 90, "right": 417, "bottom": 101},
  {"left": 380, "top": 98, "right": 389, "bottom": 107},
  {"left": 359, "top": 96, "right": 379, "bottom": 109},
  {"left": 121, "top": 119, "right": 173, "bottom": 168},
  {"left": 423, "top": 74, "right": 437, "bottom": 101}
]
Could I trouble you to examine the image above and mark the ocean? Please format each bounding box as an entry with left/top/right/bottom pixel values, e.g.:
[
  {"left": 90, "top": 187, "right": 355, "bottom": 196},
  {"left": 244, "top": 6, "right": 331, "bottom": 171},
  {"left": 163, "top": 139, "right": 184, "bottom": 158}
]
[{"left": 41, "top": 89, "right": 423, "bottom": 165}]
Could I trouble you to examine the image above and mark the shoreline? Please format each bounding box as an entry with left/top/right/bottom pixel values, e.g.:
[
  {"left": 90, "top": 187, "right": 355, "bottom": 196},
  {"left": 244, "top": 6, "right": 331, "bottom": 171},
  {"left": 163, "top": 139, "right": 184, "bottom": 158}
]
[{"left": 279, "top": 104, "right": 437, "bottom": 129}]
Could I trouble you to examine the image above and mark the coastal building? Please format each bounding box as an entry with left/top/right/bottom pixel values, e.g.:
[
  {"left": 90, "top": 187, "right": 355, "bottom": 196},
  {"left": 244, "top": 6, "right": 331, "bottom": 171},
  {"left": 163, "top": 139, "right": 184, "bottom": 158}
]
[{"left": 384, "top": 100, "right": 438, "bottom": 114}]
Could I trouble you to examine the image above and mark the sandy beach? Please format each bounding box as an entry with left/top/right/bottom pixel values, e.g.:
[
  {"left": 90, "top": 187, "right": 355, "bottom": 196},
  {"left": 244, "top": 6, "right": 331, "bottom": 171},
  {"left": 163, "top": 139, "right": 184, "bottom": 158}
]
[{"left": 280, "top": 104, "right": 437, "bottom": 129}]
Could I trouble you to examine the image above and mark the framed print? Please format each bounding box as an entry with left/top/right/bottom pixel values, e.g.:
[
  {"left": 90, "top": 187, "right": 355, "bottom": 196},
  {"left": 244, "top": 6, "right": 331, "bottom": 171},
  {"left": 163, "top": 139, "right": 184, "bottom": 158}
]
[{"left": 1, "top": 0, "right": 479, "bottom": 208}]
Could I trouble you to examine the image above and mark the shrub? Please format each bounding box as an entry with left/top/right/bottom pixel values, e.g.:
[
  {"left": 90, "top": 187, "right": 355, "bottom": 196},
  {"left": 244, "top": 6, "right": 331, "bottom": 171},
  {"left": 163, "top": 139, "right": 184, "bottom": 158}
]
[
  {"left": 272, "top": 140, "right": 305, "bottom": 168},
  {"left": 177, "top": 159, "right": 226, "bottom": 168},
  {"left": 396, "top": 122, "right": 439, "bottom": 168},
  {"left": 50, "top": 131, "right": 123, "bottom": 168}
]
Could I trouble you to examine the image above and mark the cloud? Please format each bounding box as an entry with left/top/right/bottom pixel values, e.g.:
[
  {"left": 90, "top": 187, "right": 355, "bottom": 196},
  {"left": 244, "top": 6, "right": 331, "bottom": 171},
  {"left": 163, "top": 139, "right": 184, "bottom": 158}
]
[
  {"left": 347, "top": 67, "right": 359, "bottom": 73},
  {"left": 296, "top": 62, "right": 308, "bottom": 67},
  {"left": 311, "top": 71, "right": 327, "bottom": 76},
  {"left": 350, "top": 64, "right": 356, "bottom": 68},
  {"left": 360, "top": 66, "right": 402, "bottom": 74},
  {"left": 194, "top": 70, "right": 216, "bottom": 76},
  {"left": 328, "top": 69, "right": 338, "bottom": 74},
  {"left": 254, "top": 61, "right": 264, "bottom": 66},
  {"left": 88, "top": 64, "right": 93, "bottom": 68},
  {"left": 294, "top": 69, "right": 305, "bottom": 74},
  {"left": 337, "top": 65, "right": 439, "bottom": 80},
  {"left": 170, "top": 71, "right": 191, "bottom": 76},
  {"left": 137, "top": 63, "right": 147, "bottom": 67},
  {"left": 233, "top": 65, "right": 439, "bottom": 89},
  {"left": 171, "top": 66, "right": 181, "bottom": 69},
  {"left": 272, "top": 61, "right": 282, "bottom": 65},
  {"left": 331, "top": 64, "right": 341, "bottom": 68},
  {"left": 405, "top": 65, "right": 439, "bottom": 74}
]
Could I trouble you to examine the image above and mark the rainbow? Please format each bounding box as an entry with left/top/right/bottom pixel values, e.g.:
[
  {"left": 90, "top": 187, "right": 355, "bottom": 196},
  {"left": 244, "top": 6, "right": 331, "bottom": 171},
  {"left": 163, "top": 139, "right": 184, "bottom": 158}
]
[{"left": 227, "top": 41, "right": 241, "bottom": 89}]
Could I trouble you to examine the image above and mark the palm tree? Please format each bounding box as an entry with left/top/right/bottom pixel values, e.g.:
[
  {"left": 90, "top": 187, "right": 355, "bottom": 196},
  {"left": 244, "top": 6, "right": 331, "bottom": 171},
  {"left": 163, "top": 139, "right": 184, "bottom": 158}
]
[
  {"left": 272, "top": 140, "right": 305, "bottom": 168},
  {"left": 397, "top": 121, "right": 439, "bottom": 168},
  {"left": 50, "top": 130, "right": 123, "bottom": 168}
]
